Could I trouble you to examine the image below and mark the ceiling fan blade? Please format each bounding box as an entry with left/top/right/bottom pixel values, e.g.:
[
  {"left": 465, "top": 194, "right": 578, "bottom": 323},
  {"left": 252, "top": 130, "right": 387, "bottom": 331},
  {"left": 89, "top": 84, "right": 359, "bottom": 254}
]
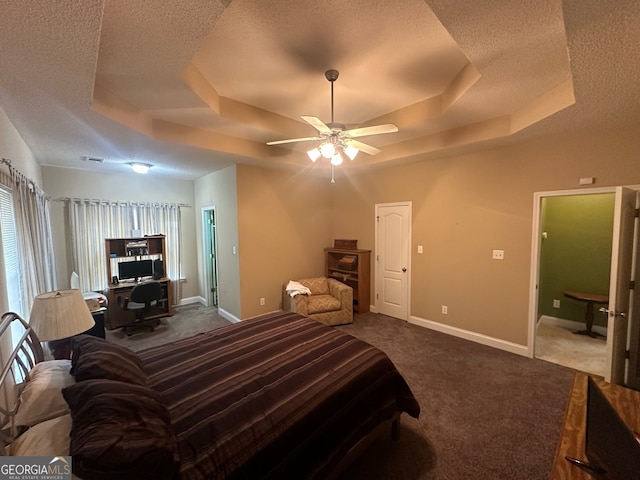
[
  {"left": 344, "top": 124, "right": 398, "bottom": 138},
  {"left": 347, "top": 139, "right": 381, "bottom": 156},
  {"left": 266, "top": 136, "right": 323, "bottom": 146},
  {"left": 301, "top": 116, "right": 333, "bottom": 134}
]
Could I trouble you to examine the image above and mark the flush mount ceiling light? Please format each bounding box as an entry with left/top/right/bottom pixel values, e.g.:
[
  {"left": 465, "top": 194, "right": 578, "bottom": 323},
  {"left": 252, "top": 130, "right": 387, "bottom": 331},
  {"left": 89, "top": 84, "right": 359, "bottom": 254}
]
[
  {"left": 129, "top": 162, "right": 153, "bottom": 174},
  {"left": 267, "top": 69, "right": 398, "bottom": 182}
]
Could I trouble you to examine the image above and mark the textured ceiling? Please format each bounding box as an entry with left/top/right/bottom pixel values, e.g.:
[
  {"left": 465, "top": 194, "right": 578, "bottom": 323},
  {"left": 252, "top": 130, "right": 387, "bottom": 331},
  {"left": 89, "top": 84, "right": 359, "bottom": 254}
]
[{"left": 0, "top": 0, "right": 639, "bottom": 180}]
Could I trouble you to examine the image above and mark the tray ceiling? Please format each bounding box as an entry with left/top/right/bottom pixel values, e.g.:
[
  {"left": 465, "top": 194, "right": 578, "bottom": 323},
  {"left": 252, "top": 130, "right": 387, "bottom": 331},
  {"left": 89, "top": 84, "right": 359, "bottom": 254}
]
[{"left": 0, "top": 0, "right": 639, "bottom": 179}]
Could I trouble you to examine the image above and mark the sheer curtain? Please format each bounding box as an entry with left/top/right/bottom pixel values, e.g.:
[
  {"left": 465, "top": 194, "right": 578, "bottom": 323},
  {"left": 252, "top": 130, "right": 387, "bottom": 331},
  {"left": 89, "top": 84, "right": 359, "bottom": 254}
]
[
  {"left": 133, "top": 202, "right": 181, "bottom": 301},
  {"left": 68, "top": 199, "right": 182, "bottom": 303},
  {"left": 4, "top": 166, "right": 57, "bottom": 315}
]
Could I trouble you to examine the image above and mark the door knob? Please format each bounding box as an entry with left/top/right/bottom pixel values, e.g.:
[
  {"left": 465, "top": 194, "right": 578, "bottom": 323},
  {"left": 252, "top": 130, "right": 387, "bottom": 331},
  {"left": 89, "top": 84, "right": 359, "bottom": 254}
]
[{"left": 402, "top": 267, "right": 407, "bottom": 272}]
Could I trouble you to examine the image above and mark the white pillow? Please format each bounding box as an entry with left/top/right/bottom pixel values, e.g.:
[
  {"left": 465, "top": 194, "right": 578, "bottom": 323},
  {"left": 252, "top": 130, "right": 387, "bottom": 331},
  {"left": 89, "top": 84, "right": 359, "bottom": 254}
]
[
  {"left": 10, "top": 414, "right": 71, "bottom": 456},
  {"left": 14, "top": 360, "right": 75, "bottom": 426}
]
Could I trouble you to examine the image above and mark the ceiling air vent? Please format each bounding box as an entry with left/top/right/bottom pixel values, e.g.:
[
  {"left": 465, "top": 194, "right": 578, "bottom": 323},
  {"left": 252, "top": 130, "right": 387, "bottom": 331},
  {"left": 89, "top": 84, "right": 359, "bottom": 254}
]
[{"left": 81, "top": 156, "right": 104, "bottom": 163}]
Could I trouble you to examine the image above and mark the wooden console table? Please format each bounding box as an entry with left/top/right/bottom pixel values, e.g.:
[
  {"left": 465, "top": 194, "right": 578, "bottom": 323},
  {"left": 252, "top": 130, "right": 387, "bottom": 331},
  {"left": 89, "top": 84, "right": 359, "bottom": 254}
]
[
  {"left": 550, "top": 373, "right": 640, "bottom": 479},
  {"left": 562, "top": 290, "right": 609, "bottom": 338}
]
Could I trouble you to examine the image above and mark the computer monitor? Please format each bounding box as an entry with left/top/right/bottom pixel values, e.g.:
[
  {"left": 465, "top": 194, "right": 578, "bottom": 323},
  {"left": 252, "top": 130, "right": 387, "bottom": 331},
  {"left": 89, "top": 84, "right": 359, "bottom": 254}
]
[
  {"left": 117, "top": 259, "right": 153, "bottom": 282},
  {"left": 565, "top": 377, "right": 640, "bottom": 479}
]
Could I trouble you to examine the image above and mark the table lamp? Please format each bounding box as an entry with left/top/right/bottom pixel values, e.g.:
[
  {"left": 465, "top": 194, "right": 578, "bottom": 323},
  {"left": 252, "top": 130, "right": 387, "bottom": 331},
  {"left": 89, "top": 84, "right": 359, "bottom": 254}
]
[{"left": 29, "top": 289, "right": 95, "bottom": 359}]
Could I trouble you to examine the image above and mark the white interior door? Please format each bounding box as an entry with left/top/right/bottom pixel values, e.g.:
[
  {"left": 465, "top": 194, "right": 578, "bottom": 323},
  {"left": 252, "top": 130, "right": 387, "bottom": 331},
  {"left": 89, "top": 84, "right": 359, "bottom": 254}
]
[
  {"left": 627, "top": 194, "right": 640, "bottom": 390},
  {"left": 604, "top": 187, "right": 638, "bottom": 384},
  {"left": 375, "top": 202, "right": 411, "bottom": 320}
]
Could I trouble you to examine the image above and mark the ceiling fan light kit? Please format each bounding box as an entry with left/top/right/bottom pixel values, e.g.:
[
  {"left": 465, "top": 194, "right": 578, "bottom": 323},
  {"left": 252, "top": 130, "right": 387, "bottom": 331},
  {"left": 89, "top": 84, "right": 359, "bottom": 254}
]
[
  {"left": 330, "top": 152, "right": 343, "bottom": 166},
  {"left": 307, "top": 148, "right": 321, "bottom": 162},
  {"left": 320, "top": 142, "right": 336, "bottom": 158},
  {"left": 267, "top": 69, "right": 398, "bottom": 181},
  {"left": 344, "top": 144, "right": 359, "bottom": 160}
]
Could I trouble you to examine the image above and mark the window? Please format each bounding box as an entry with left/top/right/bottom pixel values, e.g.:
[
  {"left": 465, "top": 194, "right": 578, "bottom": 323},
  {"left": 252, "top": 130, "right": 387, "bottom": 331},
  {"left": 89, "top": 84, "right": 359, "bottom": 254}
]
[
  {"left": 0, "top": 186, "right": 23, "bottom": 315},
  {"left": 0, "top": 185, "right": 25, "bottom": 349}
]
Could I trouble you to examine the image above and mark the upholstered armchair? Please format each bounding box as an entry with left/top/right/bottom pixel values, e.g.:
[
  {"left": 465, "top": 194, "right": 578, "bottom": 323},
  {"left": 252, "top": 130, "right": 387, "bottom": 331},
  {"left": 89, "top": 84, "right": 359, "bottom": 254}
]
[{"left": 282, "top": 277, "right": 353, "bottom": 326}]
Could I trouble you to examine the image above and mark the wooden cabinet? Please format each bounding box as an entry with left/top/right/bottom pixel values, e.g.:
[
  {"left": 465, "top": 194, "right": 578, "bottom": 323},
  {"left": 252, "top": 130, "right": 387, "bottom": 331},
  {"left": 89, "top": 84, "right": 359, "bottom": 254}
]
[
  {"left": 105, "top": 235, "right": 167, "bottom": 283},
  {"left": 550, "top": 373, "right": 640, "bottom": 479},
  {"left": 325, "top": 248, "right": 371, "bottom": 314},
  {"left": 104, "top": 236, "right": 173, "bottom": 330}
]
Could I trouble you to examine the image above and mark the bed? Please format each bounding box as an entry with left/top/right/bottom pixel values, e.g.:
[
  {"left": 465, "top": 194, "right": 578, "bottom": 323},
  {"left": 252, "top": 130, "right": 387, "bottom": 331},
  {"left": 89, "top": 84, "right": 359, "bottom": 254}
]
[{"left": 1, "top": 310, "right": 420, "bottom": 479}]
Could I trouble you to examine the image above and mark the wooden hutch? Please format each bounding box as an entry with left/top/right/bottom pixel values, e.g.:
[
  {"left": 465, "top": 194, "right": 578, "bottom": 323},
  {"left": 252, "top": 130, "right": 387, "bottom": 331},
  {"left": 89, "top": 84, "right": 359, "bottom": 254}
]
[{"left": 104, "top": 235, "right": 173, "bottom": 330}]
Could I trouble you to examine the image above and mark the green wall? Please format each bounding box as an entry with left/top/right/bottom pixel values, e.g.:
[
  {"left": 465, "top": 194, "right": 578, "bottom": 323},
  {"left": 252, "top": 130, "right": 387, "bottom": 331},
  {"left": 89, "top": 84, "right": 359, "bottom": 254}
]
[{"left": 538, "top": 193, "right": 614, "bottom": 327}]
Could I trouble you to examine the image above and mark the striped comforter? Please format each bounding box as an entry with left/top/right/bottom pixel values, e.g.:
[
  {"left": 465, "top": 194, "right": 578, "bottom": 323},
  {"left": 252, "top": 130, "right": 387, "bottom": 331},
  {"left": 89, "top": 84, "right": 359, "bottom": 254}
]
[{"left": 139, "top": 311, "right": 420, "bottom": 480}]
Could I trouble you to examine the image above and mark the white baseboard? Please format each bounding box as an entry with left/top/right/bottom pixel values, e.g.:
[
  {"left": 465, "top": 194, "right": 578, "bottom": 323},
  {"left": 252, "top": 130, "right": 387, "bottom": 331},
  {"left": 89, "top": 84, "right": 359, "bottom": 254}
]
[
  {"left": 538, "top": 314, "right": 607, "bottom": 337},
  {"left": 218, "top": 308, "right": 241, "bottom": 324},
  {"left": 179, "top": 296, "right": 205, "bottom": 306},
  {"left": 177, "top": 297, "right": 240, "bottom": 324},
  {"left": 408, "top": 315, "right": 529, "bottom": 357}
]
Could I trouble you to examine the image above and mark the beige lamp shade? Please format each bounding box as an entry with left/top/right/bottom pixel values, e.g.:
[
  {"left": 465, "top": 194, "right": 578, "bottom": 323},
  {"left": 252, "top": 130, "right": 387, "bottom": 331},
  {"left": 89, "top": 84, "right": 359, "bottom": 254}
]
[{"left": 29, "top": 289, "right": 95, "bottom": 341}]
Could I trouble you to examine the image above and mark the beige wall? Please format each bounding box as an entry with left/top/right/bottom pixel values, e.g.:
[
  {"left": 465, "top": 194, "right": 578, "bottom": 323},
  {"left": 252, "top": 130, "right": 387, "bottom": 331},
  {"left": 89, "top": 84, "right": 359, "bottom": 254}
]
[
  {"left": 330, "top": 125, "right": 640, "bottom": 346},
  {"left": 0, "top": 107, "right": 42, "bottom": 186},
  {"left": 41, "top": 166, "right": 198, "bottom": 301},
  {"left": 235, "top": 164, "right": 333, "bottom": 318},
  {"left": 194, "top": 165, "right": 241, "bottom": 318}
]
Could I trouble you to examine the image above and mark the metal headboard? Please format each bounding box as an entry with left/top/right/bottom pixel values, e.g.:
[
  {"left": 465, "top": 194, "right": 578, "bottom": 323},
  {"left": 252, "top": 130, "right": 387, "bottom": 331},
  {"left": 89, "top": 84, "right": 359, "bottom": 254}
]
[{"left": 0, "top": 312, "right": 44, "bottom": 447}]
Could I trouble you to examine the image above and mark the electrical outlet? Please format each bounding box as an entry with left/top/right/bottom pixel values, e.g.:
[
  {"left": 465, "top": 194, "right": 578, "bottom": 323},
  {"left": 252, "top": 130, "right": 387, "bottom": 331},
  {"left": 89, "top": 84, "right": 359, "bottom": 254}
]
[
  {"left": 260, "top": 297, "right": 265, "bottom": 306},
  {"left": 553, "top": 299, "right": 560, "bottom": 308},
  {"left": 492, "top": 249, "right": 505, "bottom": 260},
  {"left": 441, "top": 305, "right": 448, "bottom": 314}
]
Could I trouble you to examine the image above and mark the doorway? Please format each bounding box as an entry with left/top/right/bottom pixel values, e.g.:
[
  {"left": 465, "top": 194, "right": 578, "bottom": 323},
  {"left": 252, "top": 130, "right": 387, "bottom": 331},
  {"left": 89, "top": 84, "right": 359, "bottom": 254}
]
[
  {"left": 529, "top": 186, "right": 640, "bottom": 385},
  {"left": 533, "top": 191, "right": 614, "bottom": 376},
  {"left": 374, "top": 202, "right": 411, "bottom": 320},
  {"left": 202, "top": 207, "right": 219, "bottom": 308}
]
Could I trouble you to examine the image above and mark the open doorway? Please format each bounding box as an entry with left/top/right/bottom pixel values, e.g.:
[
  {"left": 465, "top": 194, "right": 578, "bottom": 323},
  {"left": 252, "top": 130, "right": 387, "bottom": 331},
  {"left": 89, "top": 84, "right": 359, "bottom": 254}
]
[
  {"left": 531, "top": 189, "right": 615, "bottom": 376},
  {"left": 202, "top": 207, "right": 219, "bottom": 308}
]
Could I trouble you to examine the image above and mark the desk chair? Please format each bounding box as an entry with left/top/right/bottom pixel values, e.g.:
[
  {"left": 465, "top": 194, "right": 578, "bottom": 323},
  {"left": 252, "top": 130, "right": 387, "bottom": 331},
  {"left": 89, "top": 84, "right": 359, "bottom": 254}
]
[{"left": 118, "top": 281, "right": 163, "bottom": 336}]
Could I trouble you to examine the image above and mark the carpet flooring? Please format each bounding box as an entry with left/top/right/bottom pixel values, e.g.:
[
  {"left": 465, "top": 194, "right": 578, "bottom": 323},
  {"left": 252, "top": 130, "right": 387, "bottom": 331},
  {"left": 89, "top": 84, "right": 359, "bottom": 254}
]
[
  {"left": 109, "top": 307, "right": 576, "bottom": 479},
  {"left": 106, "top": 304, "right": 229, "bottom": 351}
]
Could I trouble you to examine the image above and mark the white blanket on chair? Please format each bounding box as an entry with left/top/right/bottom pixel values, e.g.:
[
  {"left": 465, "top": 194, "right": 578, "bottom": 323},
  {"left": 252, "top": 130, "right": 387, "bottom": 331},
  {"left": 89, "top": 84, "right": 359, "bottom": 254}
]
[{"left": 286, "top": 280, "right": 311, "bottom": 297}]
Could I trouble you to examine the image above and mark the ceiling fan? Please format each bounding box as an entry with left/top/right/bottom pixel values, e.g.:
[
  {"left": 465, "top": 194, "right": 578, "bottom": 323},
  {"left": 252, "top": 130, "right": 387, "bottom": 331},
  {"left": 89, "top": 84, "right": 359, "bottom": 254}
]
[{"left": 266, "top": 69, "right": 398, "bottom": 167}]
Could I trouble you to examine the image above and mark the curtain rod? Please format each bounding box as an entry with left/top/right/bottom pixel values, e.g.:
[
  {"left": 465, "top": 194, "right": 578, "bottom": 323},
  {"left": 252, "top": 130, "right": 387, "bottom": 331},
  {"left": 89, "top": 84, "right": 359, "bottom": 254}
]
[
  {"left": 1, "top": 157, "right": 44, "bottom": 196},
  {"left": 54, "top": 197, "right": 192, "bottom": 208}
]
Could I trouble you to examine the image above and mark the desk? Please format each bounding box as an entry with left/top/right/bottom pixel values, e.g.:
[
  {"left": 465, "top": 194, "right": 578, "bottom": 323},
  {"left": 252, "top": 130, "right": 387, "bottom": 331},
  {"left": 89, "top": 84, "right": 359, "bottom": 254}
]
[
  {"left": 550, "top": 373, "right": 640, "bottom": 479},
  {"left": 104, "top": 278, "right": 173, "bottom": 330},
  {"left": 562, "top": 291, "right": 609, "bottom": 338},
  {"left": 85, "top": 308, "right": 106, "bottom": 338}
]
